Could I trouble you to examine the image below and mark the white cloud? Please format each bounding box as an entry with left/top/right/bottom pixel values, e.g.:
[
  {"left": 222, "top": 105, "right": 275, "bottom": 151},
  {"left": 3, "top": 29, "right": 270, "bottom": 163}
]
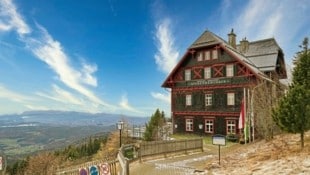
[
  {"left": 151, "top": 92, "right": 170, "bottom": 104},
  {"left": 0, "top": 0, "right": 31, "bottom": 35},
  {"left": 0, "top": 0, "right": 116, "bottom": 112},
  {"left": 119, "top": 94, "right": 143, "bottom": 114},
  {"left": 36, "top": 84, "right": 83, "bottom": 106},
  {"left": 26, "top": 26, "right": 114, "bottom": 109},
  {"left": 230, "top": 0, "right": 310, "bottom": 62},
  {"left": 0, "top": 84, "right": 34, "bottom": 103},
  {"left": 154, "top": 18, "right": 179, "bottom": 74}
]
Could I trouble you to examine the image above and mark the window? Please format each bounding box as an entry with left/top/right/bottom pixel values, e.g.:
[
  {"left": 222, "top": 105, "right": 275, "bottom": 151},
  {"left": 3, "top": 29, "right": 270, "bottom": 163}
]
[
  {"left": 205, "top": 51, "right": 211, "bottom": 60},
  {"left": 197, "top": 52, "right": 203, "bottom": 61},
  {"left": 205, "top": 119, "right": 214, "bottom": 133},
  {"left": 204, "top": 67, "right": 211, "bottom": 79},
  {"left": 226, "top": 64, "right": 234, "bottom": 77},
  {"left": 227, "top": 93, "right": 235, "bottom": 106},
  {"left": 186, "top": 118, "right": 193, "bottom": 131},
  {"left": 185, "top": 69, "right": 191, "bottom": 81},
  {"left": 205, "top": 94, "right": 212, "bottom": 106},
  {"left": 186, "top": 94, "right": 192, "bottom": 106},
  {"left": 212, "top": 50, "right": 218, "bottom": 59},
  {"left": 227, "top": 120, "right": 236, "bottom": 134}
]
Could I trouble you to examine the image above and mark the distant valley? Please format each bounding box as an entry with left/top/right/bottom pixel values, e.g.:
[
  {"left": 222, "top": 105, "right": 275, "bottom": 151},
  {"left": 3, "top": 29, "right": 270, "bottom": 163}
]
[{"left": 0, "top": 110, "right": 149, "bottom": 163}]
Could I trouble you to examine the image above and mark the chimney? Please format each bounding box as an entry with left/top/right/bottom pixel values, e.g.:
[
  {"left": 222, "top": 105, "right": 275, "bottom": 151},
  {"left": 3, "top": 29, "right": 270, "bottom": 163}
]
[
  {"left": 240, "top": 37, "right": 249, "bottom": 53},
  {"left": 228, "top": 28, "right": 236, "bottom": 49}
]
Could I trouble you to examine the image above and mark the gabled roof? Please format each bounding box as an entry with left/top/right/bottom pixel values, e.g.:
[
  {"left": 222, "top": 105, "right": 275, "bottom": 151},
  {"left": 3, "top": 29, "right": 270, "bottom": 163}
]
[
  {"left": 162, "top": 30, "right": 283, "bottom": 87},
  {"left": 189, "top": 30, "right": 223, "bottom": 49},
  {"left": 237, "top": 38, "right": 283, "bottom": 72}
]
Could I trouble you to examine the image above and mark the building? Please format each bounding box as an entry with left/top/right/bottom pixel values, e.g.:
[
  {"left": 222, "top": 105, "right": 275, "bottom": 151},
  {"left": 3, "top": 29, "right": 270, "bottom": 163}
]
[{"left": 162, "top": 29, "right": 287, "bottom": 137}]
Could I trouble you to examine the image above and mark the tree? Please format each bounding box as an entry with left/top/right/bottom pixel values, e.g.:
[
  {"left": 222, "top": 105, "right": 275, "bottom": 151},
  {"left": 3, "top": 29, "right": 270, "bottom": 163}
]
[
  {"left": 144, "top": 109, "right": 165, "bottom": 141},
  {"left": 272, "top": 37, "right": 310, "bottom": 148}
]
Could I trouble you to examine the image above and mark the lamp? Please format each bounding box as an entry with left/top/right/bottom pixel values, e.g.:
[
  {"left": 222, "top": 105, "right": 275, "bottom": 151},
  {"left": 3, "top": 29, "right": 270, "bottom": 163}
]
[{"left": 117, "top": 121, "right": 124, "bottom": 147}]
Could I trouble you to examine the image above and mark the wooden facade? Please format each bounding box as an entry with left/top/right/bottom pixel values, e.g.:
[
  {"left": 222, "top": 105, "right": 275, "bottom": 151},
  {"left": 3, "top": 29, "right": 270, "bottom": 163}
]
[{"left": 162, "top": 29, "right": 287, "bottom": 136}]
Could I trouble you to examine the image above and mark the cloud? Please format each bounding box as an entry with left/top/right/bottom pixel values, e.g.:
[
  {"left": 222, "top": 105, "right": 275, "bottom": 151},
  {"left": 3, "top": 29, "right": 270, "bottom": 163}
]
[
  {"left": 25, "top": 25, "right": 114, "bottom": 109},
  {"left": 151, "top": 92, "right": 170, "bottom": 104},
  {"left": 154, "top": 18, "right": 179, "bottom": 74},
  {"left": 0, "top": 0, "right": 31, "bottom": 35},
  {"left": 229, "top": 0, "right": 310, "bottom": 61},
  {"left": 0, "top": 0, "right": 117, "bottom": 112},
  {"left": 0, "top": 84, "right": 34, "bottom": 103},
  {"left": 119, "top": 94, "right": 143, "bottom": 114},
  {"left": 36, "top": 84, "right": 83, "bottom": 106}
]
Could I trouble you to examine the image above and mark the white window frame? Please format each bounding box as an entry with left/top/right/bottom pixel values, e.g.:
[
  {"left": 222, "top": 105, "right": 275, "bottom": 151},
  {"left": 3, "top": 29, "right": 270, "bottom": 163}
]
[
  {"left": 212, "top": 50, "right": 218, "bottom": 59},
  {"left": 205, "top": 119, "right": 214, "bottom": 133},
  {"left": 185, "top": 69, "right": 191, "bottom": 81},
  {"left": 205, "top": 94, "right": 212, "bottom": 106},
  {"left": 226, "top": 64, "right": 234, "bottom": 77},
  {"left": 204, "top": 67, "right": 211, "bottom": 79},
  {"left": 186, "top": 118, "right": 193, "bottom": 131},
  {"left": 205, "top": 51, "right": 211, "bottom": 60},
  {"left": 186, "top": 94, "right": 192, "bottom": 106},
  {"left": 227, "top": 93, "right": 235, "bottom": 106},
  {"left": 197, "top": 52, "right": 203, "bottom": 61},
  {"left": 227, "top": 120, "right": 236, "bottom": 134}
]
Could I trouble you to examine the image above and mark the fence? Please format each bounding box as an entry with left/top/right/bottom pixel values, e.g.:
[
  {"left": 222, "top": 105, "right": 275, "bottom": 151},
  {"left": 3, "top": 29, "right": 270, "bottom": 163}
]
[
  {"left": 55, "top": 159, "right": 118, "bottom": 175},
  {"left": 138, "top": 138, "right": 203, "bottom": 159},
  {"left": 56, "top": 138, "right": 203, "bottom": 175}
]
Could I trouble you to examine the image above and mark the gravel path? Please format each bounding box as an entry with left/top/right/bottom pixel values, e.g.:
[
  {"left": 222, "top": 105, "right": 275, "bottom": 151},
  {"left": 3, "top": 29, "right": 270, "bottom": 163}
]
[{"left": 130, "top": 152, "right": 214, "bottom": 175}]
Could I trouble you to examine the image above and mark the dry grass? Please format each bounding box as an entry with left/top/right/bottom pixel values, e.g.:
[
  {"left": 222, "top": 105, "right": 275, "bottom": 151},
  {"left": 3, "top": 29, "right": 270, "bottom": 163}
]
[{"left": 205, "top": 131, "right": 310, "bottom": 174}]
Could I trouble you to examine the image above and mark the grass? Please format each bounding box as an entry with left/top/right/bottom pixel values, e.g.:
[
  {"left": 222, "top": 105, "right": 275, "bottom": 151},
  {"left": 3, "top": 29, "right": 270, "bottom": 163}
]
[{"left": 170, "top": 133, "right": 239, "bottom": 153}]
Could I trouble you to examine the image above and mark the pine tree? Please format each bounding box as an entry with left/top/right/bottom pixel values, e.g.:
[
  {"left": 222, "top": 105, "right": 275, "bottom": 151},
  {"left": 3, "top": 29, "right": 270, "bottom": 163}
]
[
  {"left": 144, "top": 109, "right": 165, "bottom": 141},
  {"left": 272, "top": 37, "right": 310, "bottom": 148}
]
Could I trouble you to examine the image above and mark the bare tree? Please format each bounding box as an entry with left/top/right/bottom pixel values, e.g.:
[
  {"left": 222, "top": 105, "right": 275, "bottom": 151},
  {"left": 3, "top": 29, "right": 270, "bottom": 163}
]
[
  {"left": 252, "top": 78, "right": 285, "bottom": 141},
  {"left": 24, "top": 152, "right": 60, "bottom": 175}
]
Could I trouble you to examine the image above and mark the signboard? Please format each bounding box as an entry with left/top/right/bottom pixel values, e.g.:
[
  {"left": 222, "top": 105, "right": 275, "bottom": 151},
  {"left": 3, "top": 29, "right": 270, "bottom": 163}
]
[
  {"left": 89, "top": 165, "right": 99, "bottom": 175},
  {"left": 100, "top": 163, "right": 110, "bottom": 175},
  {"left": 212, "top": 134, "right": 226, "bottom": 165},
  {"left": 79, "top": 168, "right": 88, "bottom": 175},
  {"left": 212, "top": 135, "right": 226, "bottom": 146}
]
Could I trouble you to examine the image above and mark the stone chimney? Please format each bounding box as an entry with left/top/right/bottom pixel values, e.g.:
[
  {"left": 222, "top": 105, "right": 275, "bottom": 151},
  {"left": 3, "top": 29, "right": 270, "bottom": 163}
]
[
  {"left": 228, "top": 29, "right": 236, "bottom": 49},
  {"left": 240, "top": 37, "right": 249, "bottom": 53}
]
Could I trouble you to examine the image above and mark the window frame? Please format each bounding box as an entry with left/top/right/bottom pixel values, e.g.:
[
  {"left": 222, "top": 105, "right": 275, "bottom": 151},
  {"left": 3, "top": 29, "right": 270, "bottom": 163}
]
[
  {"left": 205, "top": 119, "right": 214, "bottom": 133},
  {"left": 186, "top": 94, "right": 192, "bottom": 106},
  {"left": 204, "top": 67, "right": 211, "bottom": 79},
  {"left": 205, "top": 93, "right": 213, "bottom": 106},
  {"left": 197, "top": 52, "right": 203, "bottom": 61},
  {"left": 226, "top": 64, "right": 234, "bottom": 77},
  {"left": 212, "top": 49, "right": 218, "bottom": 59},
  {"left": 226, "top": 120, "right": 236, "bottom": 134},
  {"left": 227, "top": 92, "right": 235, "bottom": 106},
  {"left": 185, "top": 118, "right": 194, "bottom": 131},
  {"left": 185, "top": 69, "right": 191, "bottom": 81},
  {"left": 205, "top": 50, "right": 211, "bottom": 60}
]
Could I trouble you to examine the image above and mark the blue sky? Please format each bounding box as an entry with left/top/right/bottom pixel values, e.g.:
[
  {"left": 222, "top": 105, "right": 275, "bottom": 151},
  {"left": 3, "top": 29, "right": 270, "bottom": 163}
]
[{"left": 0, "top": 0, "right": 309, "bottom": 117}]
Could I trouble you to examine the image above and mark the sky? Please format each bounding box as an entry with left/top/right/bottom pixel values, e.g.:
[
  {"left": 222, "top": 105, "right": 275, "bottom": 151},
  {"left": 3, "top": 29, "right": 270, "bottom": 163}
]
[{"left": 0, "top": 0, "right": 309, "bottom": 117}]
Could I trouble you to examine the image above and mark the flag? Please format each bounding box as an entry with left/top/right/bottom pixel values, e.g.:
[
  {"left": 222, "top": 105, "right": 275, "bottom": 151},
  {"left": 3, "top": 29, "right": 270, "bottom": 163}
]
[{"left": 238, "top": 98, "right": 245, "bottom": 129}]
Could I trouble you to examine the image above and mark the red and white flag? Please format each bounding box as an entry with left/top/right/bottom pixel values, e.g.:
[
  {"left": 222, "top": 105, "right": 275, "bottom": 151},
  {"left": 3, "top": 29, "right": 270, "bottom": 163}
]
[{"left": 238, "top": 98, "right": 245, "bottom": 129}]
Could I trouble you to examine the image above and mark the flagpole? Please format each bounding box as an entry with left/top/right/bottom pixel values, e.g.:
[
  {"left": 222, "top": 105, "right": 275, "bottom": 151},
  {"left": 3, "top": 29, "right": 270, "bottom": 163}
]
[{"left": 244, "top": 87, "right": 247, "bottom": 144}]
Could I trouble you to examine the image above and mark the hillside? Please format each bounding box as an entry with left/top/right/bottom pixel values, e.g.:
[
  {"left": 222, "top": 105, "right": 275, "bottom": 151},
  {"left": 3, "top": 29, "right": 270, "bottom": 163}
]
[
  {"left": 129, "top": 132, "right": 310, "bottom": 175},
  {"left": 205, "top": 132, "right": 310, "bottom": 174}
]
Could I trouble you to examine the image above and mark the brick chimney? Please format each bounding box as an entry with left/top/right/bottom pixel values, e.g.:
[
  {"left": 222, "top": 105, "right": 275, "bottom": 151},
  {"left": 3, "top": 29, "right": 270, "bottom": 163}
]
[
  {"left": 240, "top": 37, "right": 249, "bottom": 53},
  {"left": 228, "top": 29, "right": 236, "bottom": 49}
]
